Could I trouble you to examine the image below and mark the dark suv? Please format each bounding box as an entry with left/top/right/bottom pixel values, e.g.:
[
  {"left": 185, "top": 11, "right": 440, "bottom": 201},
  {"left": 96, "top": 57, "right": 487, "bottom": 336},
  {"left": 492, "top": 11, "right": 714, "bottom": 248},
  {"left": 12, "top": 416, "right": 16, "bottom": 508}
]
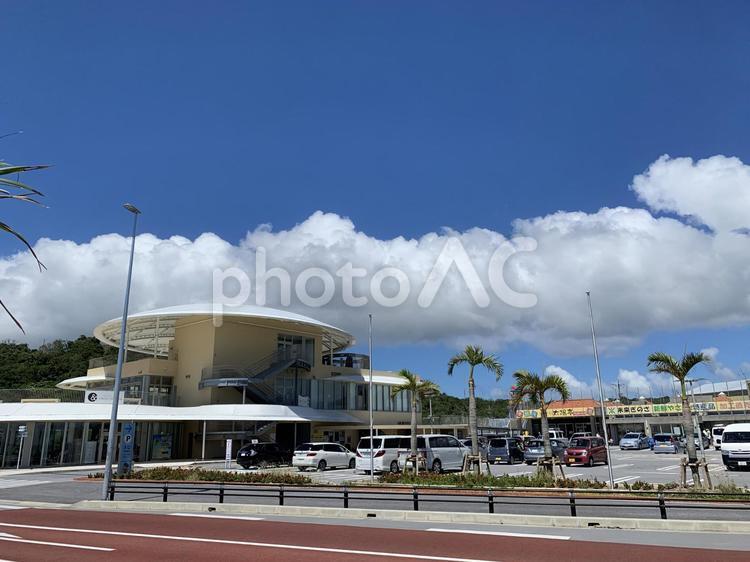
[{"left": 236, "top": 442, "right": 291, "bottom": 469}]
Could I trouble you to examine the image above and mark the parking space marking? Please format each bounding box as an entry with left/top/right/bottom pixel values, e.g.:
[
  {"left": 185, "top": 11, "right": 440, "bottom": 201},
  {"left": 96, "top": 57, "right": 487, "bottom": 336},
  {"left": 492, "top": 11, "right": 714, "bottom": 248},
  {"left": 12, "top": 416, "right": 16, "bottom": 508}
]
[
  {"left": 0, "top": 479, "right": 52, "bottom": 490},
  {"left": 610, "top": 464, "right": 634, "bottom": 469},
  {"left": 613, "top": 476, "right": 640, "bottom": 484},
  {"left": 656, "top": 465, "right": 681, "bottom": 472},
  {"left": 426, "top": 528, "right": 570, "bottom": 540}
]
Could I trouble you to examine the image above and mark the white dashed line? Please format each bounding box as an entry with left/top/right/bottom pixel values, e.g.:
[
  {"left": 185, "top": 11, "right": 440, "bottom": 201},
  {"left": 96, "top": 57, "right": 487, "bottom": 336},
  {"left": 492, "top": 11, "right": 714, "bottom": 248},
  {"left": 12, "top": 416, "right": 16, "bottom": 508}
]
[{"left": 427, "top": 528, "right": 570, "bottom": 540}]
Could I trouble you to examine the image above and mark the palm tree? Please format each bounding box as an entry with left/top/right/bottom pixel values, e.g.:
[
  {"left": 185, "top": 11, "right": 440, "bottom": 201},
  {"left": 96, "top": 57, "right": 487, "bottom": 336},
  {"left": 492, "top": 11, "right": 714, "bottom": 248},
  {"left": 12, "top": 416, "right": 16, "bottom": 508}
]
[
  {"left": 390, "top": 369, "right": 439, "bottom": 471},
  {"left": 0, "top": 160, "right": 48, "bottom": 332},
  {"left": 647, "top": 351, "right": 707, "bottom": 486},
  {"left": 510, "top": 370, "right": 570, "bottom": 470},
  {"left": 447, "top": 345, "right": 503, "bottom": 461}
]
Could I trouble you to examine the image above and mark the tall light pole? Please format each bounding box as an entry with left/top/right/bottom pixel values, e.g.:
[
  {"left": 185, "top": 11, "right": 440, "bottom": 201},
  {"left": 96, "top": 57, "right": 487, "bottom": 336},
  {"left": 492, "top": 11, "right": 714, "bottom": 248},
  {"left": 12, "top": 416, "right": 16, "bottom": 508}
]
[
  {"left": 102, "top": 203, "right": 141, "bottom": 500},
  {"left": 586, "top": 291, "right": 615, "bottom": 488},
  {"left": 368, "top": 313, "right": 374, "bottom": 481}
]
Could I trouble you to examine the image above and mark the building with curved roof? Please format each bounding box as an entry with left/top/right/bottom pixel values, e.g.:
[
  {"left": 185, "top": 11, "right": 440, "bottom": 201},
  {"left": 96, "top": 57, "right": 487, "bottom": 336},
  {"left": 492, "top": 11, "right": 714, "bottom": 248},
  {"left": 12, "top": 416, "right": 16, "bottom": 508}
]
[{"left": 0, "top": 304, "right": 411, "bottom": 469}]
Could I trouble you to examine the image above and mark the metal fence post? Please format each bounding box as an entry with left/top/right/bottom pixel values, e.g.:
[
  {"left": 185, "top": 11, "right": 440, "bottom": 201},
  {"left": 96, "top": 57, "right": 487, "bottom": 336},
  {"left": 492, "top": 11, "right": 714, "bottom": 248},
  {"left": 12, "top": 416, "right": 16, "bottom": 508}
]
[
  {"left": 413, "top": 486, "right": 419, "bottom": 511},
  {"left": 568, "top": 490, "right": 577, "bottom": 517},
  {"left": 488, "top": 488, "right": 495, "bottom": 514},
  {"left": 343, "top": 486, "right": 349, "bottom": 509},
  {"left": 108, "top": 483, "right": 115, "bottom": 501},
  {"left": 658, "top": 493, "right": 667, "bottom": 520},
  {"left": 162, "top": 483, "right": 168, "bottom": 503},
  {"left": 219, "top": 483, "right": 225, "bottom": 504},
  {"left": 279, "top": 484, "right": 285, "bottom": 506}
]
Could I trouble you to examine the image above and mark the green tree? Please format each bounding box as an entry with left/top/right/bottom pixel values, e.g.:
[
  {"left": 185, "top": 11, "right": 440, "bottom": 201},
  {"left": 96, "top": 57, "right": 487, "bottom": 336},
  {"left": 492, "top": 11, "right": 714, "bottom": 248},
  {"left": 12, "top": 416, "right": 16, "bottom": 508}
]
[
  {"left": 0, "top": 160, "right": 48, "bottom": 332},
  {"left": 390, "top": 369, "right": 440, "bottom": 471},
  {"left": 447, "top": 345, "right": 503, "bottom": 461},
  {"left": 647, "top": 351, "right": 707, "bottom": 486},
  {"left": 510, "top": 369, "right": 570, "bottom": 470}
]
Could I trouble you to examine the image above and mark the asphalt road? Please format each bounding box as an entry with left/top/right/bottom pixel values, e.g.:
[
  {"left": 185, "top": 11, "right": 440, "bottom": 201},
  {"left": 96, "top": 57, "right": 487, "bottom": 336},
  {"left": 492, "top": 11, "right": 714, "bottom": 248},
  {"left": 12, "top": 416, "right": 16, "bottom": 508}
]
[{"left": 0, "top": 507, "right": 748, "bottom": 561}]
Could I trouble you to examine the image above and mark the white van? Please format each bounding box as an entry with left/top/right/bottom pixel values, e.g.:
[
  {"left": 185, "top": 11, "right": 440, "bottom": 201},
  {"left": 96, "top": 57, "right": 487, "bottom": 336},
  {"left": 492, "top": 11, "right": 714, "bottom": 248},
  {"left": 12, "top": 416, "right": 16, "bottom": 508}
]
[
  {"left": 355, "top": 435, "right": 407, "bottom": 473},
  {"left": 396, "top": 434, "right": 467, "bottom": 473},
  {"left": 720, "top": 423, "right": 750, "bottom": 470},
  {"left": 712, "top": 425, "right": 725, "bottom": 450},
  {"left": 548, "top": 429, "right": 566, "bottom": 440}
]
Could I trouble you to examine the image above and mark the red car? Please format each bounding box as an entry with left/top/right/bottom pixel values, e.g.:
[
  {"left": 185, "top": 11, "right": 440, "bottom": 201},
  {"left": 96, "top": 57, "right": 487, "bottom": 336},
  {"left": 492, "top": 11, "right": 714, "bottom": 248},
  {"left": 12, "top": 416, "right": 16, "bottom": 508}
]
[{"left": 564, "top": 437, "right": 608, "bottom": 467}]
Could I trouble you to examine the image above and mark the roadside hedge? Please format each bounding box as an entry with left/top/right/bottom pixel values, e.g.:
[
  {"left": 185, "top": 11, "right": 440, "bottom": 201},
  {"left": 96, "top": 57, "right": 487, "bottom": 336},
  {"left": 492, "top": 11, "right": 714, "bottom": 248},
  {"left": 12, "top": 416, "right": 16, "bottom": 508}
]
[
  {"left": 379, "top": 471, "right": 608, "bottom": 489},
  {"left": 88, "top": 467, "right": 312, "bottom": 485}
]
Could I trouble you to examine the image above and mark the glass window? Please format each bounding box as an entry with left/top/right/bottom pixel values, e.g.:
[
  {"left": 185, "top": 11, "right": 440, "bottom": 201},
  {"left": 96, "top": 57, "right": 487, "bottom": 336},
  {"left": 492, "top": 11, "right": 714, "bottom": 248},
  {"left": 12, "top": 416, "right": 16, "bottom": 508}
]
[
  {"left": 430, "top": 436, "right": 449, "bottom": 448},
  {"left": 445, "top": 436, "right": 461, "bottom": 448}
]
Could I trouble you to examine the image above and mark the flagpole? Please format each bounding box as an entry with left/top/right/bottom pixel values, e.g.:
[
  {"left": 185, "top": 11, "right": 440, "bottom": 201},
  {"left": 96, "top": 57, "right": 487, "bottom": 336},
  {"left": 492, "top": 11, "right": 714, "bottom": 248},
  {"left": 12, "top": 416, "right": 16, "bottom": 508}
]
[
  {"left": 586, "top": 291, "right": 615, "bottom": 488},
  {"left": 368, "top": 313, "right": 374, "bottom": 482}
]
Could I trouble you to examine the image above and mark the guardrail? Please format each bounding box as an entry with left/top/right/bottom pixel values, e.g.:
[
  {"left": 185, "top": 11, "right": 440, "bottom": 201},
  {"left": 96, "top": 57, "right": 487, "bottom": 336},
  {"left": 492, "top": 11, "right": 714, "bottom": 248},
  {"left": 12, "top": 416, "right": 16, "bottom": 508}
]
[{"left": 105, "top": 482, "right": 750, "bottom": 521}]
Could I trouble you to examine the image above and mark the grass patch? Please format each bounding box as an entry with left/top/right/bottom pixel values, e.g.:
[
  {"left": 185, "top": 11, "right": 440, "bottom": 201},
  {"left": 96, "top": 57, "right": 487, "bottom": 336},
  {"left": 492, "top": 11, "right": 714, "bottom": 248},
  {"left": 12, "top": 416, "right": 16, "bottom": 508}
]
[{"left": 88, "top": 466, "right": 312, "bottom": 485}]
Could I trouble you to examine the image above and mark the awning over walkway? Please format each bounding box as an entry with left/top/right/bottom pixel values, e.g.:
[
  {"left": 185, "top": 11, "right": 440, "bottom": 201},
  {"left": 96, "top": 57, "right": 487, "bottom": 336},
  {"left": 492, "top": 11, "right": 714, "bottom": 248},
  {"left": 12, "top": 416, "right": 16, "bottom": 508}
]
[{"left": 0, "top": 403, "right": 362, "bottom": 424}]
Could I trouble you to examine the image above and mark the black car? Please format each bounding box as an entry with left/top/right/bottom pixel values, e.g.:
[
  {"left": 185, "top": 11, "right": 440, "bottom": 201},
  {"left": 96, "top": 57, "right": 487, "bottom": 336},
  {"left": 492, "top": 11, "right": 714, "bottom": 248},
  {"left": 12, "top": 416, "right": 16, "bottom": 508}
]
[{"left": 236, "top": 442, "right": 291, "bottom": 469}]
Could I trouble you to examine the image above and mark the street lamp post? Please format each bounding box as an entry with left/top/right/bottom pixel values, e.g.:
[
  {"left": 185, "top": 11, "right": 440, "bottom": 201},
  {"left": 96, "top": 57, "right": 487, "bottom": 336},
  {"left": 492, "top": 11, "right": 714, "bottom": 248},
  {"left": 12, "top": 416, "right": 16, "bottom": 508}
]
[
  {"left": 586, "top": 291, "right": 615, "bottom": 488},
  {"left": 101, "top": 203, "right": 141, "bottom": 501},
  {"left": 368, "top": 313, "right": 374, "bottom": 482}
]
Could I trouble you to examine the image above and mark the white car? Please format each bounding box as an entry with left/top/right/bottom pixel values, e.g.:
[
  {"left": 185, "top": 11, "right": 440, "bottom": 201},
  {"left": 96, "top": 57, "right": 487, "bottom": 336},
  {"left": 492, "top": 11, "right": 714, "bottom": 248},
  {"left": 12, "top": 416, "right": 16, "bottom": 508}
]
[
  {"left": 720, "top": 423, "right": 750, "bottom": 471},
  {"left": 355, "top": 435, "right": 408, "bottom": 473},
  {"left": 396, "top": 434, "right": 467, "bottom": 473},
  {"left": 293, "top": 442, "right": 356, "bottom": 471}
]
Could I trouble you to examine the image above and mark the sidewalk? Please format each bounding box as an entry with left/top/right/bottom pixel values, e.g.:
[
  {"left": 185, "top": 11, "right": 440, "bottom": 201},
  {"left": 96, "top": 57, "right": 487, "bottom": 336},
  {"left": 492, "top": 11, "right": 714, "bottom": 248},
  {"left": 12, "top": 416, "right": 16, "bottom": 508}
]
[{"left": 0, "top": 458, "right": 221, "bottom": 477}]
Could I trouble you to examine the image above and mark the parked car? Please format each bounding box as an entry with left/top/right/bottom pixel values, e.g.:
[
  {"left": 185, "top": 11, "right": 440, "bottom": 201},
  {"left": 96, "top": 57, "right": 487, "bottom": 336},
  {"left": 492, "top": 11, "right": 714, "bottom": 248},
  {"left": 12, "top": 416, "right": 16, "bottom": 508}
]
[
  {"left": 292, "top": 442, "right": 356, "bottom": 471},
  {"left": 548, "top": 429, "right": 566, "bottom": 440},
  {"left": 396, "top": 434, "right": 466, "bottom": 473},
  {"left": 460, "top": 437, "right": 488, "bottom": 459},
  {"left": 720, "top": 423, "right": 750, "bottom": 471},
  {"left": 355, "top": 435, "right": 407, "bottom": 474},
  {"left": 652, "top": 434, "right": 683, "bottom": 454},
  {"left": 564, "top": 437, "right": 608, "bottom": 466},
  {"left": 236, "top": 441, "right": 291, "bottom": 469},
  {"left": 712, "top": 425, "right": 726, "bottom": 450},
  {"left": 570, "top": 432, "right": 592, "bottom": 440},
  {"left": 619, "top": 432, "right": 649, "bottom": 450},
  {"left": 524, "top": 439, "right": 566, "bottom": 464},
  {"left": 487, "top": 437, "right": 525, "bottom": 464}
]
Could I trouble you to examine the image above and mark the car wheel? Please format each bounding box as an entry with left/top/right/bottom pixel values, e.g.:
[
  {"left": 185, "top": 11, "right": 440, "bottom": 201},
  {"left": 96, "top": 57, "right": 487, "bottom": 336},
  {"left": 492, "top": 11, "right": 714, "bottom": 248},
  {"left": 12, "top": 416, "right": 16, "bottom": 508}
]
[
  {"left": 348, "top": 458, "right": 356, "bottom": 469},
  {"left": 317, "top": 460, "right": 327, "bottom": 471},
  {"left": 508, "top": 455, "right": 515, "bottom": 465},
  {"left": 390, "top": 460, "right": 399, "bottom": 473},
  {"left": 526, "top": 461, "right": 533, "bottom": 465},
  {"left": 432, "top": 459, "right": 442, "bottom": 473},
  {"left": 587, "top": 457, "right": 594, "bottom": 467},
  {"left": 297, "top": 467, "right": 306, "bottom": 472}
]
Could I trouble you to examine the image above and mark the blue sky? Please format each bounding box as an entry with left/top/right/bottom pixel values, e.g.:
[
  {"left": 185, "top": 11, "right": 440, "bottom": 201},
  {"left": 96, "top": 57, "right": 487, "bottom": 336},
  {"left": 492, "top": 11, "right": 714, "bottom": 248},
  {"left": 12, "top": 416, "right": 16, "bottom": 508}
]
[{"left": 2, "top": 2, "right": 750, "bottom": 399}]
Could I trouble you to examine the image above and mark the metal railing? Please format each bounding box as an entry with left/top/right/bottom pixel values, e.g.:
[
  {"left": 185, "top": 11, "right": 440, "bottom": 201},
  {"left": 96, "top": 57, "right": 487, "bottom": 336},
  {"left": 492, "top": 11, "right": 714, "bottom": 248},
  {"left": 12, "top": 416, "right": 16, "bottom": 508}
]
[
  {"left": 0, "top": 388, "right": 84, "bottom": 403},
  {"left": 105, "top": 482, "right": 750, "bottom": 521}
]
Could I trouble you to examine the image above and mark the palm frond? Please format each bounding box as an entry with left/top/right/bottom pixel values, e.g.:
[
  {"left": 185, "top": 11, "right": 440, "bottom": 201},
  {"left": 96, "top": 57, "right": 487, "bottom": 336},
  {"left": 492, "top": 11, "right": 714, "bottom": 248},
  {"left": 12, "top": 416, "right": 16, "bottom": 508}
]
[{"left": 0, "top": 222, "right": 45, "bottom": 271}]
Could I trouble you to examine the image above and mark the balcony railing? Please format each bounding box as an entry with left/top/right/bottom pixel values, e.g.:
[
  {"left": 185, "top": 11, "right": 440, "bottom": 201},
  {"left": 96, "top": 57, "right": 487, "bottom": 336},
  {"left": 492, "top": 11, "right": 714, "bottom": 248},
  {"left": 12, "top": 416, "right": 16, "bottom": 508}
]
[{"left": 0, "top": 388, "right": 84, "bottom": 403}]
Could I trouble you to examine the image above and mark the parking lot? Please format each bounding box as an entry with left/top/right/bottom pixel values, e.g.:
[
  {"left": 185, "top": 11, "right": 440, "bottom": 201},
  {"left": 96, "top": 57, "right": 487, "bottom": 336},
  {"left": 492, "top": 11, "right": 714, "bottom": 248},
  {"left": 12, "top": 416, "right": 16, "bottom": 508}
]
[{"left": 213, "top": 447, "right": 750, "bottom": 488}]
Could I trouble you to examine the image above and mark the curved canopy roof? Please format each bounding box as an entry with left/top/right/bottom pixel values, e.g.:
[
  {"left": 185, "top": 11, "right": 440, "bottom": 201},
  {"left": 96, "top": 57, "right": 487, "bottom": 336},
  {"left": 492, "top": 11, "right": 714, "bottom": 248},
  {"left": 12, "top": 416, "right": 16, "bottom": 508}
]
[{"left": 93, "top": 303, "right": 354, "bottom": 357}]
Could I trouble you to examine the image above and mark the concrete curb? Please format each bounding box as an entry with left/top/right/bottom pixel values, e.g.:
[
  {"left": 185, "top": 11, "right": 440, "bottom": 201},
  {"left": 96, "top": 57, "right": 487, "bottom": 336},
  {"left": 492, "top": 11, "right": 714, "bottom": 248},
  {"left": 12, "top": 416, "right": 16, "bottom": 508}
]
[{"left": 73, "top": 500, "right": 750, "bottom": 533}]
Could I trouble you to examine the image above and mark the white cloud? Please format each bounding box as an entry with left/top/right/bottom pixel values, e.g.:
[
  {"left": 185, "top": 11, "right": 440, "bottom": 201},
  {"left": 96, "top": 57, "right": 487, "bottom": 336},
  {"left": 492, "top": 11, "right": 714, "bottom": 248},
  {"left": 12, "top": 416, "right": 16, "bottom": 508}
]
[
  {"left": 700, "top": 347, "right": 738, "bottom": 380},
  {"left": 631, "top": 155, "right": 750, "bottom": 233},
  {"left": 4, "top": 155, "right": 750, "bottom": 359},
  {"left": 544, "top": 365, "right": 594, "bottom": 399}
]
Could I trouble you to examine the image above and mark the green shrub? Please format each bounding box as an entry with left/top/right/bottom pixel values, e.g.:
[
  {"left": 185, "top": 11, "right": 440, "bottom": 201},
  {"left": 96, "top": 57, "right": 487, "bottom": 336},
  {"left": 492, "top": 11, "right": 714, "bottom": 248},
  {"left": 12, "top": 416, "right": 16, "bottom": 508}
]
[
  {"left": 378, "top": 470, "right": 608, "bottom": 489},
  {"left": 88, "top": 467, "right": 311, "bottom": 485}
]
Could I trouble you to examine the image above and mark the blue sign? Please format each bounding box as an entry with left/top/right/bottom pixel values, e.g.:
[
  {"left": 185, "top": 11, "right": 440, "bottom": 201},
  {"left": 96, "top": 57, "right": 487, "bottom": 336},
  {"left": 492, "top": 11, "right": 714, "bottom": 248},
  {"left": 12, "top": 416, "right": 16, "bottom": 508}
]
[{"left": 117, "top": 421, "right": 136, "bottom": 475}]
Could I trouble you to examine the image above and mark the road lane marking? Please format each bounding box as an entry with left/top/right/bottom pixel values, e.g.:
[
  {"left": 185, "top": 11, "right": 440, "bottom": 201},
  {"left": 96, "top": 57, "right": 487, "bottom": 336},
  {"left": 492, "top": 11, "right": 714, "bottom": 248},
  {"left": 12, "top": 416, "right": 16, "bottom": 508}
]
[
  {"left": 564, "top": 473, "right": 582, "bottom": 477},
  {"left": 426, "top": 529, "right": 570, "bottom": 540},
  {"left": 610, "top": 464, "right": 633, "bottom": 469},
  {"left": 0, "top": 536, "right": 113, "bottom": 551},
  {"left": 169, "top": 513, "right": 264, "bottom": 521},
  {"left": 0, "top": 506, "right": 26, "bottom": 510},
  {"left": 656, "top": 465, "right": 680, "bottom": 471},
  {"left": 0, "top": 522, "right": 500, "bottom": 562}
]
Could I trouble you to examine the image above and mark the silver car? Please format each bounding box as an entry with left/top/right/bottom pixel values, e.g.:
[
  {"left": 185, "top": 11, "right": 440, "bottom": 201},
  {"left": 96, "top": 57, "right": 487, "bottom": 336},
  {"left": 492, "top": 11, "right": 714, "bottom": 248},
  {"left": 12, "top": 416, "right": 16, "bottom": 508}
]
[
  {"left": 652, "top": 433, "right": 683, "bottom": 454},
  {"left": 524, "top": 439, "right": 566, "bottom": 464},
  {"left": 619, "top": 432, "right": 649, "bottom": 450}
]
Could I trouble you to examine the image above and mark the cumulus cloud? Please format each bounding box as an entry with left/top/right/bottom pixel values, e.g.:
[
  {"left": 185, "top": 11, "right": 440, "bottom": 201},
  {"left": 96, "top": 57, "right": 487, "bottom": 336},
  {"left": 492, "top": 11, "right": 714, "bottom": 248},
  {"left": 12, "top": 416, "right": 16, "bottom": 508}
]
[
  {"left": 544, "top": 365, "right": 594, "bottom": 399},
  {"left": 3, "top": 154, "right": 750, "bottom": 357},
  {"left": 700, "top": 347, "right": 738, "bottom": 380}
]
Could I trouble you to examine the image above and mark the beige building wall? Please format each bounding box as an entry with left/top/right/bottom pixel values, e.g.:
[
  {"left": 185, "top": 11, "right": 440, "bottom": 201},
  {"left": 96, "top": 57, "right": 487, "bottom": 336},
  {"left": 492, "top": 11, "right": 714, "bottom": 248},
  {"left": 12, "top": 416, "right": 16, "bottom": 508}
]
[{"left": 172, "top": 319, "right": 216, "bottom": 406}]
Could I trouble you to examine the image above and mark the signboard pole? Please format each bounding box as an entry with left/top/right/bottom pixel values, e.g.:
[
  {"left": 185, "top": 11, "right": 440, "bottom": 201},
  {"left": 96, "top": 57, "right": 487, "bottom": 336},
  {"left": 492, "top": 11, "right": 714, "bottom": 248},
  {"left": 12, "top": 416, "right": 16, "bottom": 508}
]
[
  {"left": 117, "top": 422, "right": 136, "bottom": 476},
  {"left": 225, "top": 438, "right": 232, "bottom": 469},
  {"left": 586, "top": 291, "right": 615, "bottom": 488},
  {"left": 16, "top": 425, "right": 27, "bottom": 470}
]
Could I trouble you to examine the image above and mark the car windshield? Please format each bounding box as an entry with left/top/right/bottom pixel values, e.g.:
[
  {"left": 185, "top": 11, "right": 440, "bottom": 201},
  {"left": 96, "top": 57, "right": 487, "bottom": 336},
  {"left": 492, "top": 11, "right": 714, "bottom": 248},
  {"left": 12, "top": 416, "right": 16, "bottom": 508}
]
[
  {"left": 623, "top": 433, "right": 640, "bottom": 439},
  {"left": 295, "top": 443, "right": 323, "bottom": 451},
  {"left": 722, "top": 431, "right": 750, "bottom": 443},
  {"left": 569, "top": 438, "right": 590, "bottom": 448},
  {"left": 357, "top": 438, "right": 383, "bottom": 450},
  {"left": 713, "top": 428, "right": 725, "bottom": 436},
  {"left": 653, "top": 435, "right": 673, "bottom": 442},
  {"left": 489, "top": 438, "right": 507, "bottom": 447},
  {"left": 528, "top": 440, "right": 543, "bottom": 448}
]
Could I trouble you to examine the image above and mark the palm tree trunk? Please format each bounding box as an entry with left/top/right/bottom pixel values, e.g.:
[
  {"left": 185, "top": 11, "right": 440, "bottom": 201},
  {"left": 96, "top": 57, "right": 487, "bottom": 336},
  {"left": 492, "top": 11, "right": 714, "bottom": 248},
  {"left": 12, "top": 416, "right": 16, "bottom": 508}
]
[
  {"left": 410, "top": 395, "right": 418, "bottom": 474},
  {"left": 540, "top": 405, "right": 552, "bottom": 471},
  {"left": 680, "top": 379, "right": 701, "bottom": 486},
  {"left": 468, "top": 366, "right": 479, "bottom": 463}
]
